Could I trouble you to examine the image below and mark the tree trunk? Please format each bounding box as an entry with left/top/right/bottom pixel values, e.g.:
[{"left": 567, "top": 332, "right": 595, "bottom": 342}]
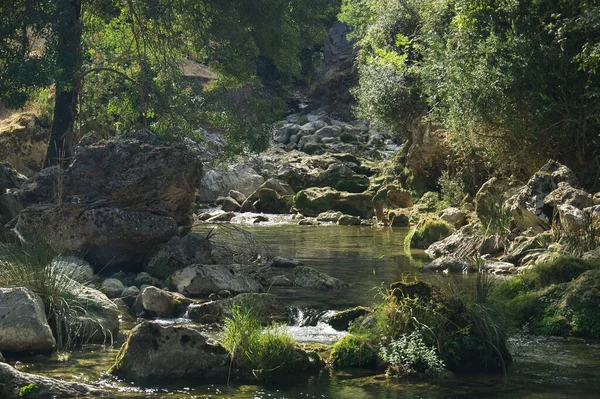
[{"left": 44, "top": 0, "right": 82, "bottom": 168}]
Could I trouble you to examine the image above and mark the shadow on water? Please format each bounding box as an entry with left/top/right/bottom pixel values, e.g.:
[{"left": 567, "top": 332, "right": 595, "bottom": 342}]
[{"left": 14, "top": 224, "right": 600, "bottom": 398}]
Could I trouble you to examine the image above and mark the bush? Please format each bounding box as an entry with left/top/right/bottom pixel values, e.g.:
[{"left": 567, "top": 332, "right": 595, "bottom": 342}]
[
  {"left": 409, "top": 218, "right": 453, "bottom": 249},
  {"left": 437, "top": 171, "right": 466, "bottom": 207},
  {"left": 529, "top": 256, "right": 600, "bottom": 287},
  {"left": 221, "top": 304, "right": 296, "bottom": 373},
  {"left": 330, "top": 334, "right": 376, "bottom": 368},
  {"left": 0, "top": 241, "right": 110, "bottom": 350},
  {"left": 379, "top": 330, "right": 445, "bottom": 376}
]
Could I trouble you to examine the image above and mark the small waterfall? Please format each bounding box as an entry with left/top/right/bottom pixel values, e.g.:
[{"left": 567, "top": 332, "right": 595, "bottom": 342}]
[{"left": 286, "top": 307, "right": 347, "bottom": 344}]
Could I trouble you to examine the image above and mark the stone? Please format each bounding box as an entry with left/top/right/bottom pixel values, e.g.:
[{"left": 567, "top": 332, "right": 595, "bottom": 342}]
[
  {"left": 501, "top": 231, "right": 553, "bottom": 265},
  {"left": 0, "top": 362, "right": 106, "bottom": 397},
  {"left": 326, "top": 306, "right": 372, "bottom": 331},
  {"left": 206, "top": 211, "right": 236, "bottom": 222},
  {"left": 221, "top": 196, "right": 241, "bottom": 212},
  {"left": 439, "top": 207, "right": 465, "bottom": 228},
  {"left": 507, "top": 161, "right": 578, "bottom": 232},
  {"left": 293, "top": 266, "right": 348, "bottom": 290},
  {"left": 240, "top": 178, "right": 295, "bottom": 212},
  {"left": 316, "top": 211, "right": 343, "bottom": 222},
  {"left": 186, "top": 301, "right": 223, "bottom": 323},
  {"left": 144, "top": 233, "right": 213, "bottom": 280},
  {"left": 252, "top": 215, "right": 269, "bottom": 224},
  {"left": 0, "top": 288, "right": 55, "bottom": 352},
  {"left": 122, "top": 286, "right": 140, "bottom": 298},
  {"left": 50, "top": 255, "right": 94, "bottom": 283},
  {"left": 387, "top": 209, "right": 410, "bottom": 227},
  {"left": 270, "top": 275, "right": 293, "bottom": 286},
  {"left": 135, "top": 272, "right": 162, "bottom": 287},
  {"left": 314, "top": 125, "right": 343, "bottom": 140},
  {"left": 228, "top": 190, "right": 247, "bottom": 204},
  {"left": 544, "top": 182, "right": 593, "bottom": 210},
  {"left": 337, "top": 214, "right": 360, "bottom": 226},
  {"left": 317, "top": 164, "right": 369, "bottom": 193},
  {"left": 475, "top": 177, "right": 519, "bottom": 226},
  {"left": 70, "top": 283, "right": 120, "bottom": 342},
  {"left": 270, "top": 256, "right": 301, "bottom": 268},
  {"left": 274, "top": 124, "right": 301, "bottom": 144},
  {"left": 111, "top": 322, "right": 229, "bottom": 382},
  {"left": 422, "top": 257, "right": 473, "bottom": 273},
  {"left": 199, "top": 163, "right": 264, "bottom": 203},
  {"left": 169, "top": 264, "right": 261, "bottom": 297},
  {"left": 225, "top": 293, "right": 288, "bottom": 324},
  {"left": 293, "top": 187, "right": 373, "bottom": 218},
  {"left": 0, "top": 161, "right": 27, "bottom": 191},
  {"left": 482, "top": 261, "right": 517, "bottom": 274},
  {"left": 101, "top": 278, "right": 126, "bottom": 299},
  {"left": 254, "top": 188, "right": 293, "bottom": 214},
  {"left": 582, "top": 248, "right": 600, "bottom": 261},
  {"left": 557, "top": 204, "right": 587, "bottom": 233},
  {"left": 141, "top": 286, "right": 191, "bottom": 317},
  {"left": 425, "top": 224, "right": 480, "bottom": 259}
]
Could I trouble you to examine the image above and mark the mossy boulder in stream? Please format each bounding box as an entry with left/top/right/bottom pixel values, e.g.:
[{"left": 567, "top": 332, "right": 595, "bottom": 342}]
[
  {"left": 111, "top": 322, "right": 229, "bottom": 382},
  {"left": 293, "top": 187, "right": 373, "bottom": 218}
]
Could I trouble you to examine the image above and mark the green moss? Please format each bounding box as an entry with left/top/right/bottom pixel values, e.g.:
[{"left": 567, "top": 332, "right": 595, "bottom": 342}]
[
  {"left": 540, "top": 315, "right": 571, "bottom": 336},
  {"left": 410, "top": 218, "right": 453, "bottom": 249},
  {"left": 330, "top": 334, "right": 376, "bottom": 368},
  {"left": 529, "top": 256, "right": 600, "bottom": 287},
  {"left": 19, "top": 384, "right": 40, "bottom": 398}
]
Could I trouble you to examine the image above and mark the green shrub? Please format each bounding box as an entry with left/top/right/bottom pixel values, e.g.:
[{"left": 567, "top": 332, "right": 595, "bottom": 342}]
[
  {"left": 0, "top": 241, "right": 109, "bottom": 350},
  {"left": 221, "top": 304, "right": 296, "bottom": 373},
  {"left": 379, "top": 330, "right": 445, "bottom": 376},
  {"left": 19, "top": 384, "right": 40, "bottom": 398},
  {"left": 410, "top": 218, "right": 453, "bottom": 249},
  {"left": 437, "top": 171, "right": 466, "bottom": 207},
  {"left": 330, "top": 334, "right": 375, "bottom": 368}
]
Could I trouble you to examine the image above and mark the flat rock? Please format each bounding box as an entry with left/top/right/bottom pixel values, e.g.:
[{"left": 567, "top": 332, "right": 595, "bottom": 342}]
[
  {"left": 293, "top": 266, "right": 348, "bottom": 290},
  {"left": 169, "top": 264, "right": 261, "bottom": 297}
]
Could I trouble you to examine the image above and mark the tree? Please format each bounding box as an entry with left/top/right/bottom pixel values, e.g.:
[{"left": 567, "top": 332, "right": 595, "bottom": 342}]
[{"left": 0, "top": 0, "right": 338, "bottom": 166}]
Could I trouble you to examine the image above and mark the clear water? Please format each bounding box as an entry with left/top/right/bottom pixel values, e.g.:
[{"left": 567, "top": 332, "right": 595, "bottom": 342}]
[{"left": 12, "top": 224, "right": 600, "bottom": 398}]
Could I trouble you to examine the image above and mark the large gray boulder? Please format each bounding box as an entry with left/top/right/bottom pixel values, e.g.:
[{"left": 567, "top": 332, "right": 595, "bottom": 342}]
[
  {"left": 0, "top": 362, "right": 105, "bottom": 397},
  {"left": 169, "top": 264, "right": 261, "bottom": 297},
  {"left": 141, "top": 286, "right": 191, "bottom": 317},
  {"left": 0, "top": 288, "right": 55, "bottom": 352},
  {"left": 111, "top": 322, "right": 229, "bottom": 382},
  {"left": 14, "top": 130, "right": 202, "bottom": 269},
  {"left": 199, "top": 163, "right": 264, "bottom": 203},
  {"left": 144, "top": 233, "right": 213, "bottom": 280}
]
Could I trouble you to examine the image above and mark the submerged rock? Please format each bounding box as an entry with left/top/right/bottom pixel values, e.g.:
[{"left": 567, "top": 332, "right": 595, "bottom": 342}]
[
  {"left": 0, "top": 288, "right": 55, "bottom": 352},
  {"left": 293, "top": 266, "right": 348, "bottom": 290},
  {"left": 111, "top": 322, "right": 229, "bottom": 382},
  {"left": 0, "top": 362, "right": 105, "bottom": 397},
  {"left": 270, "top": 256, "right": 301, "bottom": 268},
  {"left": 169, "top": 264, "right": 261, "bottom": 297}
]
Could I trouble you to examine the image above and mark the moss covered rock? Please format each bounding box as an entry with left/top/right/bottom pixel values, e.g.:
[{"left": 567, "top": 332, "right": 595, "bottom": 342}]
[
  {"left": 293, "top": 187, "right": 373, "bottom": 218},
  {"left": 410, "top": 218, "right": 453, "bottom": 249}
]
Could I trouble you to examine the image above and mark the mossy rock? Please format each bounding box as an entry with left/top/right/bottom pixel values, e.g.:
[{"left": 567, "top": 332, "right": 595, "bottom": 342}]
[
  {"left": 410, "top": 218, "right": 453, "bottom": 249},
  {"left": 557, "top": 269, "right": 600, "bottom": 337},
  {"left": 330, "top": 334, "right": 376, "bottom": 368},
  {"left": 254, "top": 188, "right": 293, "bottom": 214},
  {"left": 293, "top": 187, "right": 373, "bottom": 218}
]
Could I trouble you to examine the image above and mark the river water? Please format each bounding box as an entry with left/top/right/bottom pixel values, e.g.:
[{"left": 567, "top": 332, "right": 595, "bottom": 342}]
[{"left": 16, "top": 223, "right": 600, "bottom": 398}]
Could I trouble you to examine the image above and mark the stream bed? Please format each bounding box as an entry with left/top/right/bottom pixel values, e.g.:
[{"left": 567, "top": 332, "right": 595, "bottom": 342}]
[{"left": 14, "top": 224, "right": 600, "bottom": 398}]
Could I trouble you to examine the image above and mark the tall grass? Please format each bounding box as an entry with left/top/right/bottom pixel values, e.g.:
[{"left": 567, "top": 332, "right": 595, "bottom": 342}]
[
  {"left": 0, "top": 241, "right": 111, "bottom": 350},
  {"left": 221, "top": 304, "right": 295, "bottom": 379}
]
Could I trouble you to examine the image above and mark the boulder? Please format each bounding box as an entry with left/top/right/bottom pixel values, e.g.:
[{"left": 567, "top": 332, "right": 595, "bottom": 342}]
[
  {"left": 14, "top": 130, "right": 202, "bottom": 269},
  {"left": 317, "top": 164, "right": 369, "bottom": 193},
  {"left": 228, "top": 190, "right": 247, "bottom": 204},
  {"left": 293, "top": 266, "right": 348, "bottom": 290},
  {"left": 144, "top": 233, "right": 213, "bottom": 280},
  {"left": 507, "top": 161, "right": 578, "bottom": 232},
  {"left": 544, "top": 182, "right": 592, "bottom": 210},
  {"left": 0, "top": 162, "right": 27, "bottom": 191},
  {"left": 0, "top": 363, "right": 105, "bottom": 397},
  {"left": 425, "top": 224, "right": 480, "bottom": 259},
  {"left": 501, "top": 231, "right": 553, "bottom": 265},
  {"left": 422, "top": 257, "right": 473, "bottom": 273},
  {"left": 199, "top": 163, "right": 264, "bottom": 203},
  {"left": 169, "top": 264, "right": 261, "bottom": 297},
  {"left": 254, "top": 188, "right": 293, "bottom": 214},
  {"left": 557, "top": 204, "right": 587, "bottom": 233},
  {"left": 337, "top": 214, "right": 361, "bottom": 226},
  {"left": 475, "top": 177, "right": 519, "bottom": 226},
  {"left": 0, "top": 288, "right": 55, "bottom": 352},
  {"left": 386, "top": 209, "right": 410, "bottom": 227},
  {"left": 140, "top": 286, "right": 191, "bottom": 317},
  {"left": 69, "top": 283, "right": 120, "bottom": 342},
  {"left": 326, "top": 306, "right": 372, "bottom": 331},
  {"left": 439, "top": 207, "right": 465, "bottom": 228},
  {"left": 111, "top": 322, "right": 229, "bottom": 382},
  {"left": 206, "top": 211, "right": 236, "bottom": 222},
  {"left": 274, "top": 124, "right": 301, "bottom": 144},
  {"left": 316, "top": 211, "right": 343, "bottom": 222},
  {"left": 221, "top": 196, "right": 241, "bottom": 212},
  {"left": 50, "top": 255, "right": 94, "bottom": 283},
  {"left": 240, "top": 178, "right": 295, "bottom": 212},
  {"left": 293, "top": 187, "right": 373, "bottom": 218},
  {"left": 482, "top": 260, "right": 517, "bottom": 274},
  {"left": 101, "top": 278, "right": 126, "bottom": 299},
  {"left": 186, "top": 301, "right": 224, "bottom": 324},
  {"left": 270, "top": 275, "right": 293, "bottom": 286},
  {"left": 270, "top": 256, "right": 301, "bottom": 268}
]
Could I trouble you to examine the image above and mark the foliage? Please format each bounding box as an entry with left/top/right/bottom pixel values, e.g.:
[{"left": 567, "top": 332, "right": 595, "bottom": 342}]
[
  {"left": 0, "top": 240, "right": 110, "bottom": 350},
  {"left": 437, "top": 171, "right": 466, "bottom": 207},
  {"left": 339, "top": 0, "right": 600, "bottom": 176},
  {"left": 494, "top": 257, "right": 600, "bottom": 337},
  {"left": 330, "top": 334, "right": 376, "bottom": 368},
  {"left": 222, "top": 304, "right": 296, "bottom": 374},
  {"left": 410, "top": 218, "right": 453, "bottom": 249},
  {"left": 351, "top": 279, "right": 510, "bottom": 372},
  {"left": 18, "top": 384, "right": 40, "bottom": 398},
  {"left": 379, "top": 330, "right": 445, "bottom": 376}
]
